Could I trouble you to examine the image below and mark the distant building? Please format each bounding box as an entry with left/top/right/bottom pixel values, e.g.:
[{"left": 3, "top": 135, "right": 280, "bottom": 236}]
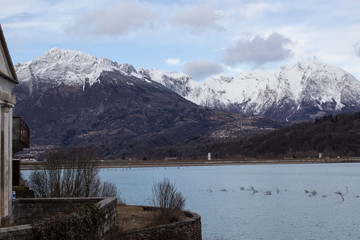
[{"left": 0, "top": 24, "right": 20, "bottom": 226}]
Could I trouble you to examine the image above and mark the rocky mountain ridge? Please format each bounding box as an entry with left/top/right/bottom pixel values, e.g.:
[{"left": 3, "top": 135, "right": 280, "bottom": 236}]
[
  {"left": 144, "top": 61, "right": 360, "bottom": 122},
  {"left": 16, "top": 48, "right": 360, "bottom": 122},
  {"left": 13, "top": 48, "right": 280, "bottom": 159}
]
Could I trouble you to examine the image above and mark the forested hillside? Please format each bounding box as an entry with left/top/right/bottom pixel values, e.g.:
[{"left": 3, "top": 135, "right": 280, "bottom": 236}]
[{"left": 204, "top": 112, "right": 360, "bottom": 159}]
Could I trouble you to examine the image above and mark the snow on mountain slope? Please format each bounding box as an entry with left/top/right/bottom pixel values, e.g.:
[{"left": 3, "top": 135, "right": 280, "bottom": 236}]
[
  {"left": 144, "top": 61, "right": 360, "bottom": 121},
  {"left": 275, "top": 61, "right": 353, "bottom": 109},
  {"left": 15, "top": 47, "right": 147, "bottom": 91},
  {"left": 138, "top": 68, "right": 204, "bottom": 98},
  {"left": 14, "top": 48, "right": 360, "bottom": 122},
  {"left": 16, "top": 48, "right": 120, "bottom": 86},
  {"left": 202, "top": 71, "right": 280, "bottom": 114}
]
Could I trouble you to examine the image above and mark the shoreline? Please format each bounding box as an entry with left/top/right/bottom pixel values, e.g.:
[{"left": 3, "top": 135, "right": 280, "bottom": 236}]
[{"left": 20, "top": 158, "right": 360, "bottom": 170}]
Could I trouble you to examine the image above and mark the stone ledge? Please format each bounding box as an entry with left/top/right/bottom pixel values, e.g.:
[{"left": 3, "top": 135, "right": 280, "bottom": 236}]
[
  {"left": 0, "top": 224, "right": 32, "bottom": 240},
  {"left": 120, "top": 209, "right": 202, "bottom": 240}
]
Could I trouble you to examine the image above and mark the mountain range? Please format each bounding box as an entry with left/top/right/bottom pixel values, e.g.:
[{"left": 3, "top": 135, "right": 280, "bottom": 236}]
[
  {"left": 12, "top": 48, "right": 360, "bottom": 158},
  {"left": 138, "top": 61, "right": 360, "bottom": 122},
  {"left": 13, "top": 48, "right": 280, "bottom": 159},
  {"left": 16, "top": 48, "right": 360, "bottom": 123}
]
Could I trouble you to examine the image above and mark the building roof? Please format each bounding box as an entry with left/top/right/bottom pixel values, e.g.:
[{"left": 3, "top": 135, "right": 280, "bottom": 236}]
[{"left": 0, "top": 24, "right": 18, "bottom": 84}]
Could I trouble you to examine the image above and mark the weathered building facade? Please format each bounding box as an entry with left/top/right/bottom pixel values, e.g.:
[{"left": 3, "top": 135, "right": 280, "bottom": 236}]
[{"left": 0, "top": 25, "right": 19, "bottom": 226}]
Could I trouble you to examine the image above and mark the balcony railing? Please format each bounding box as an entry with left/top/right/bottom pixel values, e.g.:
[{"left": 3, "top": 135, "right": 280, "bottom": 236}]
[{"left": 13, "top": 115, "right": 30, "bottom": 154}]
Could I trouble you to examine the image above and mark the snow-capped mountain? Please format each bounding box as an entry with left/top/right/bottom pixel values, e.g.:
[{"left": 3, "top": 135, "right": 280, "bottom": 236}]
[
  {"left": 15, "top": 48, "right": 360, "bottom": 122},
  {"left": 13, "top": 48, "right": 281, "bottom": 159},
  {"left": 142, "top": 62, "right": 360, "bottom": 122},
  {"left": 15, "top": 47, "right": 143, "bottom": 89}
]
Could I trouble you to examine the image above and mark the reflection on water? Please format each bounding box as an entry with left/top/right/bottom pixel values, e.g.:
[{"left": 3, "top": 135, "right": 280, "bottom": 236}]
[{"left": 24, "top": 163, "right": 360, "bottom": 240}]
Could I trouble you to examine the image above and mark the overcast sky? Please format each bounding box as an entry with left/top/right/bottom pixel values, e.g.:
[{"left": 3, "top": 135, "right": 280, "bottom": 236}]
[{"left": 1, "top": 0, "right": 360, "bottom": 81}]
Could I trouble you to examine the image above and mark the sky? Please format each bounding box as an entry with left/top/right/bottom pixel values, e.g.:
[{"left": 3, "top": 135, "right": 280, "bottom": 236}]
[{"left": 1, "top": 0, "right": 360, "bottom": 81}]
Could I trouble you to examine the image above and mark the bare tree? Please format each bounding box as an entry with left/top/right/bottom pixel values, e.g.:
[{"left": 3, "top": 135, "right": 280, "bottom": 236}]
[
  {"left": 151, "top": 178, "right": 185, "bottom": 223},
  {"left": 29, "top": 147, "right": 118, "bottom": 198}
]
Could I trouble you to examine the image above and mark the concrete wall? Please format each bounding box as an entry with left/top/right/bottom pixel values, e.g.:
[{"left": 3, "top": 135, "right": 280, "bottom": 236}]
[
  {"left": 121, "top": 211, "right": 202, "bottom": 240},
  {"left": 0, "top": 197, "right": 117, "bottom": 240}
]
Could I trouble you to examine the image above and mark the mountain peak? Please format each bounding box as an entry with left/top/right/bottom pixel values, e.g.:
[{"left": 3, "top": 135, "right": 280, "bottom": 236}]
[
  {"left": 47, "top": 47, "right": 78, "bottom": 54},
  {"left": 40, "top": 47, "right": 98, "bottom": 64},
  {"left": 15, "top": 47, "right": 131, "bottom": 87}
]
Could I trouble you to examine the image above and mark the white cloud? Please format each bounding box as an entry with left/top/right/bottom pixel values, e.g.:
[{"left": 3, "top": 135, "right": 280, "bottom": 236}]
[
  {"left": 0, "top": 0, "right": 50, "bottom": 19},
  {"left": 166, "top": 58, "right": 181, "bottom": 66},
  {"left": 183, "top": 60, "right": 223, "bottom": 80},
  {"left": 65, "top": 1, "right": 157, "bottom": 37},
  {"left": 242, "top": 2, "right": 280, "bottom": 19},
  {"left": 222, "top": 33, "right": 293, "bottom": 66},
  {"left": 172, "top": 4, "right": 225, "bottom": 33}
]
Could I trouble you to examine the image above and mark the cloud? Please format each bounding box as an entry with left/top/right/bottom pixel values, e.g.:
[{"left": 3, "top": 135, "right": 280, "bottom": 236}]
[
  {"left": 0, "top": 0, "right": 50, "bottom": 19},
  {"left": 222, "top": 33, "right": 293, "bottom": 66},
  {"left": 242, "top": 2, "right": 279, "bottom": 19},
  {"left": 65, "top": 1, "right": 156, "bottom": 36},
  {"left": 183, "top": 60, "right": 223, "bottom": 80},
  {"left": 166, "top": 58, "right": 181, "bottom": 66},
  {"left": 172, "top": 4, "right": 224, "bottom": 32},
  {"left": 355, "top": 43, "right": 360, "bottom": 58}
]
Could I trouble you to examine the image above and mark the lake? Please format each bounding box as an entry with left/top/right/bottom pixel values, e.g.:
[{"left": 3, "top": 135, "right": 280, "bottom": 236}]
[{"left": 98, "top": 163, "right": 360, "bottom": 240}]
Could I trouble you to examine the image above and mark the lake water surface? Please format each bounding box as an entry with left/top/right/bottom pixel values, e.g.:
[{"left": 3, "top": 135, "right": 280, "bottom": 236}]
[{"left": 99, "top": 163, "right": 360, "bottom": 240}]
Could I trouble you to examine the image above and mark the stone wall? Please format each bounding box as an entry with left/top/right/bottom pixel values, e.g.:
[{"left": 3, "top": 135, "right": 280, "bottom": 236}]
[
  {"left": 97, "top": 197, "right": 118, "bottom": 234},
  {"left": 0, "top": 224, "right": 32, "bottom": 240},
  {"left": 0, "top": 197, "right": 117, "bottom": 240},
  {"left": 12, "top": 197, "right": 117, "bottom": 225},
  {"left": 121, "top": 211, "right": 202, "bottom": 240}
]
